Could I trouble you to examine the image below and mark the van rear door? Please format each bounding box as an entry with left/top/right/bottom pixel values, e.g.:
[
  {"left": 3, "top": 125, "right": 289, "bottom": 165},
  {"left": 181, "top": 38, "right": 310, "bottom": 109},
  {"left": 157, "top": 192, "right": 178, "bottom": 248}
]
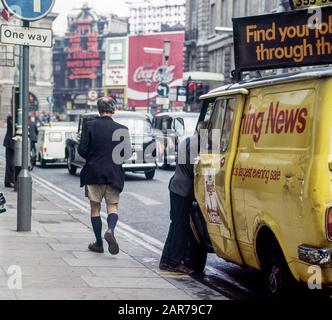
[{"left": 195, "top": 92, "right": 247, "bottom": 264}]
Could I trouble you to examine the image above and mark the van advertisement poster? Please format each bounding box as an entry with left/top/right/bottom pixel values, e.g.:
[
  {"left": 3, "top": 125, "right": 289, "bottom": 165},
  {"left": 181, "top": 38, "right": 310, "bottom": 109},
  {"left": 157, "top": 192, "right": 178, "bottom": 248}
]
[
  {"left": 204, "top": 169, "right": 222, "bottom": 225},
  {"left": 233, "top": 6, "right": 332, "bottom": 71}
]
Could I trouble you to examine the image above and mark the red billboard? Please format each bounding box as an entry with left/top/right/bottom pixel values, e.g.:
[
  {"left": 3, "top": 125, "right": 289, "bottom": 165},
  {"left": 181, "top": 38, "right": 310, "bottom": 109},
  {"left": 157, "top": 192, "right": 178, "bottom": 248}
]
[{"left": 127, "top": 32, "right": 185, "bottom": 109}]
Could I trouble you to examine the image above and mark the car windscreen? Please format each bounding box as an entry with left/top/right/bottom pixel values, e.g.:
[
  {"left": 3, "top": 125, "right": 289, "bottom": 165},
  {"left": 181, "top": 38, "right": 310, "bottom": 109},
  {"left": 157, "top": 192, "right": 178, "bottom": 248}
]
[
  {"left": 114, "top": 117, "right": 152, "bottom": 136},
  {"left": 183, "top": 116, "right": 199, "bottom": 136}
]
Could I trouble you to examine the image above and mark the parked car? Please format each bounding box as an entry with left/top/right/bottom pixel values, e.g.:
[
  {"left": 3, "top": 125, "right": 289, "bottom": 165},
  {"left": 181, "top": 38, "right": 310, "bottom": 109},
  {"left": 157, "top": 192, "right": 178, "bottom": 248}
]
[
  {"left": 152, "top": 112, "right": 200, "bottom": 169},
  {"left": 65, "top": 112, "right": 157, "bottom": 180},
  {"left": 36, "top": 123, "right": 77, "bottom": 168}
]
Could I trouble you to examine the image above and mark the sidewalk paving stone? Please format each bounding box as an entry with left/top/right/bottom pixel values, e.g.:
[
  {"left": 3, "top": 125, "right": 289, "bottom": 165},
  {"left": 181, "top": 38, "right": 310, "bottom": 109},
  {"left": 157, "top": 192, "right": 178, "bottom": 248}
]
[
  {"left": 82, "top": 276, "right": 175, "bottom": 289},
  {"left": 14, "top": 288, "right": 119, "bottom": 300},
  {"left": 64, "top": 258, "right": 144, "bottom": 268}
]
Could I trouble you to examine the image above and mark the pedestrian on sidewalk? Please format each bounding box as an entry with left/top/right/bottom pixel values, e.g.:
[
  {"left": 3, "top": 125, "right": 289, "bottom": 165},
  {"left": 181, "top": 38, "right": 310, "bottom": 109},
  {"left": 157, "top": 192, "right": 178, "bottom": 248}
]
[
  {"left": 159, "top": 134, "right": 198, "bottom": 274},
  {"left": 78, "top": 97, "right": 131, "bottom": 255},
  {"left": 3, "top": 115, "right": 15, "bottom": 188}
]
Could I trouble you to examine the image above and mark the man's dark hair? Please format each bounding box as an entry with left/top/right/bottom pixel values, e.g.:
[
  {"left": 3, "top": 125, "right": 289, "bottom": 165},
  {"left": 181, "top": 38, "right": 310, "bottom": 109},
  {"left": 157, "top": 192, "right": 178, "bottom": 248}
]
[{"left": 97, "top": 97, "right": 116, "bottom": 114}]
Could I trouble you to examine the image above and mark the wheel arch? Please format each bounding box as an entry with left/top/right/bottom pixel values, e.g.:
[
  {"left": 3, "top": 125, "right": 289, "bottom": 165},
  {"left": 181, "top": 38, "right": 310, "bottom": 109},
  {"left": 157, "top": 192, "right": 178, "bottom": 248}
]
[{"left": 255, "top": 223, "right": 301, "bottom": 282}]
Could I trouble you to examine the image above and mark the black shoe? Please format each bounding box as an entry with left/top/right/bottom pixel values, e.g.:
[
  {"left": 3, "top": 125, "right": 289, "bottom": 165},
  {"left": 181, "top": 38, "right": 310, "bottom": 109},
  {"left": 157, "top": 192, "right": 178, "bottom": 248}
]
[
  {"left": 88, "top": 242, "right": 104, "bottom": 253},
  {"left": 5, "top": 183, "right": 14, "bottom": 188},
  {"left": 104, "top": 230, "right": 119, "bottom": 255},
  {"left": 159, "top": 262, "right": 194, "bottom": 274}
]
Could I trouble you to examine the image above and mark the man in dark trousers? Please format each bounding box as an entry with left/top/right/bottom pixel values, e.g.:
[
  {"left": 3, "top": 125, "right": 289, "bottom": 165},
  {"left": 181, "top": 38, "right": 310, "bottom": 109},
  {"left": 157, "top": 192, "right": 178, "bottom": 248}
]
[
  {"left": 29, "top": 117, "right": 39, "bottom": 168},
  {"left": 78, "top": 97, "right": 131, "bottom": 255},
  {"left": 159, "top": 134, "right": 198, "bottom": 273},
  {"left": 3, "top": 115, "right": 15, "bottom": 188}
]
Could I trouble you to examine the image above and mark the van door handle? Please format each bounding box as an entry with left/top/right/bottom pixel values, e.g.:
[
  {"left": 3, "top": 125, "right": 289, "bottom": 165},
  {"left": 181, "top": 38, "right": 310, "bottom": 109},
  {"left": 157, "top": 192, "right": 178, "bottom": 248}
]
[
  {"left": 329, "top": 163, "right": 332, "bottom": 171},
  {"left": 285, "top": 174, "right": 294, "bottom": 179}
]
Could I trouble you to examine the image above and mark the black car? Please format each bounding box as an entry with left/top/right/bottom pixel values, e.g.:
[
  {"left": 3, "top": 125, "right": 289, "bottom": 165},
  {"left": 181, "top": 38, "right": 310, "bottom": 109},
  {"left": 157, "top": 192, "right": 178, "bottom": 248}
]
[
  {"left": 152, "top": 112, "right": 200, "bottom": 169},
  {"left": 65, "top": 111, "right": 157, "bottom": 180}
]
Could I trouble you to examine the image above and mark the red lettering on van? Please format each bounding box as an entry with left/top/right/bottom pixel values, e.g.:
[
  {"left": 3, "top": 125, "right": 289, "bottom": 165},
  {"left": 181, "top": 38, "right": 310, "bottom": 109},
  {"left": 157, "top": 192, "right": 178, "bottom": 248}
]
[{"left": 241, "top": 101, "right": 308, "bottom": 143}]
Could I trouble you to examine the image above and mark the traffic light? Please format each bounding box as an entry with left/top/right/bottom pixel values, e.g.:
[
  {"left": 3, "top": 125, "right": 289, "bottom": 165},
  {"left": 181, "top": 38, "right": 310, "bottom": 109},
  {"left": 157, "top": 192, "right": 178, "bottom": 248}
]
[
  {"left": 196, "top": 82, "right": 203, "bottom": 103},
  {"left": 186, "top": 81, "right": 196, "bottom": 104}
]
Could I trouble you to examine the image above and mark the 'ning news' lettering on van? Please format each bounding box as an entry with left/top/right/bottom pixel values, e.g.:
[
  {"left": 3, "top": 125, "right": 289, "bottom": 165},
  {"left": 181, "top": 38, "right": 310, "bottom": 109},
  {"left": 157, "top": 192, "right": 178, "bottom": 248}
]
[{"left": 241, "top": 101, "right": 308, "bottom": 143}]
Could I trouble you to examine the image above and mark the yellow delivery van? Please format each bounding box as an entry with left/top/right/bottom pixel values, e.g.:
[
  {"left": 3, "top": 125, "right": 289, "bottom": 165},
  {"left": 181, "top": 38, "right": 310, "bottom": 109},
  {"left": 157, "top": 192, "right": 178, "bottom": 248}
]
[{"left": 187, "top": 68, "right": 332, "bottom": 297}]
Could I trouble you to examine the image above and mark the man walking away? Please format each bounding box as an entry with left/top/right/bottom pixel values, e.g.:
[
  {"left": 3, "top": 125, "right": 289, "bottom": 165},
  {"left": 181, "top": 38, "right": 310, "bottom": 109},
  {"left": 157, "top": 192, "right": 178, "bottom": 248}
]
[
  {"left": 78, "top": 97, "right": 131, "bottom": 255},
  {"left": 159, "top": 134, "right": 198, "bottom": 273},
  {"left": 3, "top": 115, "right": 15, "bottom": 188}
]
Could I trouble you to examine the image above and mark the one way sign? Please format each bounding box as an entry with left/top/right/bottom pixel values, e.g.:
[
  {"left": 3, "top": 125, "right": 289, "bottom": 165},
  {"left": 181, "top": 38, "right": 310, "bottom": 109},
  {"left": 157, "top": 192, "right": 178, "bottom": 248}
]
[{"left": 0, "top": 24, "right": 53, "bottom": 48}]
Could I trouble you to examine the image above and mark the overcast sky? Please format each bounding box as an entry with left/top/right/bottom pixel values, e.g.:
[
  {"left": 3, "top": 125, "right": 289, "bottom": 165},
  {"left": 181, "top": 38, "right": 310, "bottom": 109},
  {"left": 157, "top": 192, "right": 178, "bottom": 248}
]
[{"left": 52, "top": 0, "right": 184, "bottom": 35}]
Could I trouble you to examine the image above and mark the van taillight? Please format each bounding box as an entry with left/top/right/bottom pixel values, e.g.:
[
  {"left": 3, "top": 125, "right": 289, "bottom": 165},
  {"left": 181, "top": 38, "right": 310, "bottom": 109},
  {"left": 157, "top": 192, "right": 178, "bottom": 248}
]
[{"left": 327, "top": 207, "right": 332, "bottom": 241}]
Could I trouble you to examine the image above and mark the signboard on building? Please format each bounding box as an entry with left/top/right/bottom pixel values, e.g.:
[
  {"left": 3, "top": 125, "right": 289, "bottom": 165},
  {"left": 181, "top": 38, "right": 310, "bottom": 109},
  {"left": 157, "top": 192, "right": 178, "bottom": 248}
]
[
  {"left": 66, "top": 18, "right": 102, "bottom": 81},
  {"left": 233, "top": 6, "right": 332, "bottom": 72},
  {"left": 104, "top": 37, "right": 128, "bottom": 87},
  {"left": 106, "top": 88, "right": 126, "bottom": 109},
  {"left": 289, "top": 0, "right": 332, "bottom": 9},
  {"left": 127, "top": 32, "right": 185, "bottom": 109}
]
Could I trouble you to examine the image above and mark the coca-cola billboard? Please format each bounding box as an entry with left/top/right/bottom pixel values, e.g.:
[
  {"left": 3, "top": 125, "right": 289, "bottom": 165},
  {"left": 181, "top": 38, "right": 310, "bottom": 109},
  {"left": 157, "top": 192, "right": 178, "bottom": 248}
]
[{"left": 128, "top": 32, "right": 185, "bottom": 108}]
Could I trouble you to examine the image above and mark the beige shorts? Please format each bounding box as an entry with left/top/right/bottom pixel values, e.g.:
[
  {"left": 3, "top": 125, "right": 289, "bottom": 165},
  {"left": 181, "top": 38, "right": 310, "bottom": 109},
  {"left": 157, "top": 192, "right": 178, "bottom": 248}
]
[{"left": 85, "top": 185, "right": 120, "bottom": 205}]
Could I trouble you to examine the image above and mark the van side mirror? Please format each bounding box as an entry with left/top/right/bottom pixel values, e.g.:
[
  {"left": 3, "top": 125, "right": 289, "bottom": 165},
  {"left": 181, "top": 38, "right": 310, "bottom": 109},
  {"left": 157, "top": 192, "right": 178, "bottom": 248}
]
[{"left": 173, "top": 118, "right": 185, "bottom": 137}]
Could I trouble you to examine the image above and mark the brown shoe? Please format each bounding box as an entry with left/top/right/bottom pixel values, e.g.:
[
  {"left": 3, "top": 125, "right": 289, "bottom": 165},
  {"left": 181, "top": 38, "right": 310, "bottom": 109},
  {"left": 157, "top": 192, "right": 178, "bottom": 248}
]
[
  {"left": 104, "top": 230, "right": 119, "bottom": 255},
  {"left": 159, "top": 263, "right": 194, "bottom": 274},
  {"left": 88, "top": 242, "right": 104, "bottom": 254}
]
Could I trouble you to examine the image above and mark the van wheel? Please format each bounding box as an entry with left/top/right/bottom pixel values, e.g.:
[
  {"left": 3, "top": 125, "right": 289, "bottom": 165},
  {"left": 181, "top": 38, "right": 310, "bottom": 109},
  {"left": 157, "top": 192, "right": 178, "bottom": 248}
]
[
  {"left": 145, "top": 170, "right": 155, "bottom": 180},
  {"left": 156, "top": 160, "right": 170, "bottom": 170},
  {"left": 67, "top": 157, "right": 77, "bottom": 176},
  {"left": 261, "top": 241, "right": 296, "bottom": 299},
  {"left": 184, "top": 228, "right": 207, "bottom": 274},
  {"left": 39, "top": 155, "right": 47, "bottom": 168}
]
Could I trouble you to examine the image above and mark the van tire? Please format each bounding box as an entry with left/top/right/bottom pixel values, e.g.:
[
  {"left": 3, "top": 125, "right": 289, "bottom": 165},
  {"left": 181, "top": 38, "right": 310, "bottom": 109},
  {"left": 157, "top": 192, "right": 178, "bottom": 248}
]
[
  {"left": 184, "top": 228, "right": 207, "bottom": 274},
  {"left": 39, "top": 154, "right": 47, "bottom": 168},
  {"left": 67, "top": 157, "right": 77, "bottom": 176},
  {"left": 261, "top": 241, "right": 296, "bottom": 299},
  {"left": 145, "top": 170, "right": 155, "bottom": 180},
  {"left": 41, "top": 159, "right": 47, "bottom": 168}
]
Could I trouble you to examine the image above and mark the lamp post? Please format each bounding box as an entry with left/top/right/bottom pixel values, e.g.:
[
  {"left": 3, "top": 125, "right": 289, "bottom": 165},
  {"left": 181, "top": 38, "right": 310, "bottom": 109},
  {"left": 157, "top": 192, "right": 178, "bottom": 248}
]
[{"left": 146, "top": 80, "right": 152, "bottom": 113}]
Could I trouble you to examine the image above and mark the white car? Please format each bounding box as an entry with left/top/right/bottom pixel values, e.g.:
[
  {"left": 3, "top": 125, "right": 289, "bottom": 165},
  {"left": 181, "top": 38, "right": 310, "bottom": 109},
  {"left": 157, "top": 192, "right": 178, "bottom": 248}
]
[{"left": 36, "top": 123, "right": 77, "bottom": 168}]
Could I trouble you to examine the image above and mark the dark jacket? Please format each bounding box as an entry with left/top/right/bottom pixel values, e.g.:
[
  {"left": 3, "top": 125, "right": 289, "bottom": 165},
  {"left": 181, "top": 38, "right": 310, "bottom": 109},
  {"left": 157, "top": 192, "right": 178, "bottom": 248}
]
[
  {"left": 3, "top": 115, "right": 14, "bottom": 150},
  {"left": 29, "top": 120, "right": 39, "bottom": 143},
  {"left": 169, "top": 135, "right": 198, "bottom": 199},
  {"left": 78, "top": 116, "right": 132, "bottom": 192}
]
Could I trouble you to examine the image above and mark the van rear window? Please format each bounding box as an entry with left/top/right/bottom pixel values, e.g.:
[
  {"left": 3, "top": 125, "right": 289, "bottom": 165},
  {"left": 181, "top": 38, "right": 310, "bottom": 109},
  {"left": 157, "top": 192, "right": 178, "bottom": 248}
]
[{"left": 49, "top": 132, "right": 62, "bottom": 143}]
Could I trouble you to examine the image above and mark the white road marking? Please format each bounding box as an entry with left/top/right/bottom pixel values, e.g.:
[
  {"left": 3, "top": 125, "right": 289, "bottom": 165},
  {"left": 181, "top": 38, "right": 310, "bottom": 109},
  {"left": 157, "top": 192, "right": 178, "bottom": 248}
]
[{"left": 123, "top": 192, "right": 162, "bottom": 206}]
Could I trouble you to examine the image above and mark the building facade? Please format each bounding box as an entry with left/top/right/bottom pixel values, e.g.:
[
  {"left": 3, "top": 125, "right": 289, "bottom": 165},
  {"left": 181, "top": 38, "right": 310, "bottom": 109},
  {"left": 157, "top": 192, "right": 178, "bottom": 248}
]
[
  {"left": 184, "top": 0, "right": 291, "bottom": 89},
  {"left": 0, "top": 11, "right": 57, "bottom": 125},
  {"left": 129, "top": 2, "right": 186, "bottom": 35}
]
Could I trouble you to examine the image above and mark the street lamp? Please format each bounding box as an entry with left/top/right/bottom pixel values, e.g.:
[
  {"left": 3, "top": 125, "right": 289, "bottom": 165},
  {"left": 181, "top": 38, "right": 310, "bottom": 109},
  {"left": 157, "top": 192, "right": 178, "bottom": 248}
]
[{"left": 215, "top": 27, "right": 233, "bottom": 33}]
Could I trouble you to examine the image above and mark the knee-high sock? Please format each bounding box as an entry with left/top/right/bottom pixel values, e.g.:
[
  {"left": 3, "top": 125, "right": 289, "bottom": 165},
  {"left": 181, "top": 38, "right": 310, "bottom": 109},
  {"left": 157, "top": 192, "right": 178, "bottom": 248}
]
[
  {"left": 91, "top": 217, "right": 103, "bottom": 246},
  {"left": 107, "top": 214, "right": 118, "bottom": 232}
]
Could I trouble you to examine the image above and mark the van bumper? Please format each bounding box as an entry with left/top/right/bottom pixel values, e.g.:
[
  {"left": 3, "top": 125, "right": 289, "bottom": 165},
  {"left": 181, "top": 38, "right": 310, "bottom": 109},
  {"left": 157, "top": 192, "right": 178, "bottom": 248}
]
[
  {"left": 122, "top": 163, "right": 156, "bottom": 172},
  {"left": 298, "top": 244, "right": 331, "bottom": 265}
]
